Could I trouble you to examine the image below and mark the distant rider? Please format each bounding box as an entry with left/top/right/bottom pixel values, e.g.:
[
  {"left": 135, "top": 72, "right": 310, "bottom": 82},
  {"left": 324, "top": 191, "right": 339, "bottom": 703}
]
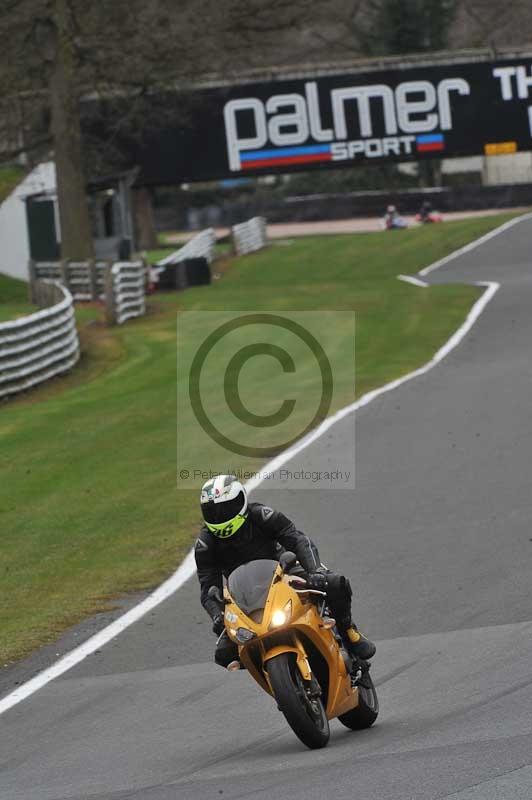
[
  {"left": 418, "top": 201, "right": 433, "bottom": 223},
  {"left": 384, "top": 204, "right": 407, "bottom": 230},
  {"left": 194, "top": 474, "right": 376, "bottom": 669}
]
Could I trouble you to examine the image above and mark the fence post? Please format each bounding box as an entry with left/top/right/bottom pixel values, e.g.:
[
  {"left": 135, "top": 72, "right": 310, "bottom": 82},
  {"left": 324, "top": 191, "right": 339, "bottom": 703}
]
[
  {"left": 59, "top": 259, "right": 70, "bottom": 293},
  {"left": 230, "top": 226, "right": 238, "bottom": 256},
  {"left": 142, "top": 258, "right": 150, "bottom": 293},
  {"left": 88, "top": 259, "right": 98, "bottom": 301},
  {"left": 27, "top": 259, "right": 37, "bottom": 304},
  {"left": 260, "top": 216, "right": 268, "bottom": 244},
  {"left": 104, "top": 264, "right": 116, "bottom": 326},
  {"left": 141, "top": 258, "right": 148, "bottom": 314}
]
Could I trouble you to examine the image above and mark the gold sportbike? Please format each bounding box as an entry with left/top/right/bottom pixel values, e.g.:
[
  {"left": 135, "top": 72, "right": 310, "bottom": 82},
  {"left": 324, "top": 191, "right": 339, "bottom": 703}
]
[{"left": 208, "top": 553, "right": 378, "bottom": 749}]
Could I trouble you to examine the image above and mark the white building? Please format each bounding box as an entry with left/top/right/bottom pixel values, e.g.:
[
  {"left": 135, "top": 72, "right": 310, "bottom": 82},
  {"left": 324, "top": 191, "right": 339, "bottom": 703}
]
[
  {"left": 0, "top": 162, "right": 57, "bottom": 282},
  {"left": 0, "top": 161, "right": 137, "bottom": 283}
]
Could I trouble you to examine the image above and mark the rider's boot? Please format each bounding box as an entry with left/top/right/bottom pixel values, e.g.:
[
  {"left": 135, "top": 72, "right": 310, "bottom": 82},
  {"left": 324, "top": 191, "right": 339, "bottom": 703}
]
[{"left": 340, "top": 622, "right": 376, "bottom": 661}]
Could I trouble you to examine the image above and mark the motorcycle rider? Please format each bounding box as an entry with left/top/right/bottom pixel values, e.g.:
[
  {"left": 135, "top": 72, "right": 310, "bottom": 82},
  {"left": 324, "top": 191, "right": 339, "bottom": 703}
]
[
  {"left": 417, "top": 200, "right": 435, "bottom": 223},
  {"left": 195, "top": 474, "right": 376, "bottom": 669},
  {"left": 383, "top": 204, "right": 407, "bottom": 230}
]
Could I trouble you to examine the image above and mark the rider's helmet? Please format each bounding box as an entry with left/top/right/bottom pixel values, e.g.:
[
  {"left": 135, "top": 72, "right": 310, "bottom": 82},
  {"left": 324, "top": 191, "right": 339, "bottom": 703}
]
[{"left": 200, "top": 474, "right": 248, "bottom": 538}]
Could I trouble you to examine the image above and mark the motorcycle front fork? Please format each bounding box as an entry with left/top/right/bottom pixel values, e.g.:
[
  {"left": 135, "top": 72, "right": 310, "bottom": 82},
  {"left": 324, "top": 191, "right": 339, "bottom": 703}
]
[{"left": 350, "top": 659, "right": 372, "bottom": 690}]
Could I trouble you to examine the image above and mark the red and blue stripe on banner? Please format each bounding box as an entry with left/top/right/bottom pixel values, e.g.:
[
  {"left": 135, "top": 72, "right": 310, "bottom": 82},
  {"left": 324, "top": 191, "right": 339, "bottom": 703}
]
[
  {"left": 416, "top": 134, "right": 445, "bottom": 152},
  {"left": 239, "top": 135, "right": 445, "bottom": 169},
  {"left": 240, "top": 144, "right": 332, "bottom": 170}
]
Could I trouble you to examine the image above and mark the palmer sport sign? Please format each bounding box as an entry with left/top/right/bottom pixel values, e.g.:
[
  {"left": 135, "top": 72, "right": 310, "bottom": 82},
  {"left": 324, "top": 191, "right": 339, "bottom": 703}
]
[
  {"left": 136, "top": 55, "right": 532, "bottom": 183},
  {"left": 224, "top": 78, "right": 465, "bottom": 171}
]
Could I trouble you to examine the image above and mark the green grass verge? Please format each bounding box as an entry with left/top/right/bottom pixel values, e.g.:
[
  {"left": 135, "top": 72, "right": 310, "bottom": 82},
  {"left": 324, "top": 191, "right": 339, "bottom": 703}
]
[
  {"left": 145, "top": 241, "right": 231, "bottom": 265},
  {"left": 157, "top": 231, "right": 185, "bottom": 247},
  {"left": 0, "top": 274, "right": 33, "bottom": 322},
  {"left": 145, "top": 247, "right": 177, "bottom": 264},
  {"left": 0, "top": 166, "right": 24, "bottom": 204},
  {"left": 0, "top": 213, "right": 518, "bottom": 664}
]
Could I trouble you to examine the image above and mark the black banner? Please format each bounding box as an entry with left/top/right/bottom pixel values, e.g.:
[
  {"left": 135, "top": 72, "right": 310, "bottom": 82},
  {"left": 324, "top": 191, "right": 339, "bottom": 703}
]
[{"left": 135, "top": 56, "right": 532, "bottom": 184}]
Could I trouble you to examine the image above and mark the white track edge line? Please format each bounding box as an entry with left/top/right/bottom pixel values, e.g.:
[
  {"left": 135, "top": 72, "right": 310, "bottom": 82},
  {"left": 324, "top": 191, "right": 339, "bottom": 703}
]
[
  {"left": 0, "top": 550, "right": 198, "bottom": 716},
  {"left": 0, "top": 281, "right": 500, "bottom": 717},
  {"left": 246, "top": 280, "right": 499, "bottom": 490},
  {"left": 398, "top": 274, "right": 428, "bottom": 288},
  {"left": 1, "top": 215, "right": 519, "bottom": 716},
  {"left": 418, "top": 211, "right": 532, "bottom": 276}
]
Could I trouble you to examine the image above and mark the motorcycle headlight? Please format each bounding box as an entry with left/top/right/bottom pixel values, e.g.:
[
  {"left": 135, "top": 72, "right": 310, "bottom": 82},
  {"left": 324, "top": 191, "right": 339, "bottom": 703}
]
[
  {"left": 235, "top": 627, "right": 256, "bottom": 644},
  {"left": 270, "top": 600, "right": 292, "bottom": 628}
]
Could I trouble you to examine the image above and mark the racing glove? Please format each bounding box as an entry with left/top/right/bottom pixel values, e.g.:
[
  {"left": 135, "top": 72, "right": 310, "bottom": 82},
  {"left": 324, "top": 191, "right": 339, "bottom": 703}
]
[
  {"left": 305, "top": 571, "right": 328, "bottom": 592},
  {"left": 212, "top": 614, "right": 225, "bottom": 635}
]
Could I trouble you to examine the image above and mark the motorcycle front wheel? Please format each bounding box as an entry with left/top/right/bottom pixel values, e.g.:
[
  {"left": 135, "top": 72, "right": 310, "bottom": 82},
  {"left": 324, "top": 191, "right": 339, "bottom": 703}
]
[{"left": 267, "top": 653, "right": 330, "bottom": 749}]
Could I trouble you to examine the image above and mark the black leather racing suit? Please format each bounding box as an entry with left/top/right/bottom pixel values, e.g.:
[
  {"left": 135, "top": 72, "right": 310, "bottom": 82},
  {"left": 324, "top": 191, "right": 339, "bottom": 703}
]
[{"left": 194, "top": 502, "right": 354, "bottom": 668}]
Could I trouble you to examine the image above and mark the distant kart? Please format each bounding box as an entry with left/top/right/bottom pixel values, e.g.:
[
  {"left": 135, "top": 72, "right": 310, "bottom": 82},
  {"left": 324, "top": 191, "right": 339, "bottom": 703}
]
[
  {"left": 415, "top": 211, "right": 443, "bottom": 224},
  {"left": 381, "top": 215, "right": 408, "bottom": 230}
]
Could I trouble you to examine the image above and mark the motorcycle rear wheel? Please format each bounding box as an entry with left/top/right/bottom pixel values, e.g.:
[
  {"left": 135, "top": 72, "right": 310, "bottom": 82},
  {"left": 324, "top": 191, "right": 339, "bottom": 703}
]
[
  {"left": 338, "top": 672, "right": 379, "bottom": 730},
  {"left": 267, "top": 653, "right": 330, "bottom": 749}
]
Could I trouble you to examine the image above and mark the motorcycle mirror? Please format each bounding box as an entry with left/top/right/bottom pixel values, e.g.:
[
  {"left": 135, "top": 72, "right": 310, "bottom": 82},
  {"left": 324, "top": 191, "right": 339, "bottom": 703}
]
[
  {"left": 279, "top": 551, "right": 297, "bottom": 572},
  {"left": 208, "top": 585, "right": 224, "bottom": 605}
]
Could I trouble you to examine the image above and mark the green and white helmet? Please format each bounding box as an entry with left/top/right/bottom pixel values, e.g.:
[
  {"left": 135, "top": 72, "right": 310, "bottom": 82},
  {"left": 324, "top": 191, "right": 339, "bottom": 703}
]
[{"left": 200, "top": 474, "right": 248, "bottom": 538}]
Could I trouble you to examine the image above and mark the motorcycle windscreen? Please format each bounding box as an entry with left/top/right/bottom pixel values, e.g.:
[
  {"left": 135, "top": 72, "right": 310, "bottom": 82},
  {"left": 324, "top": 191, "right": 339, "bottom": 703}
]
[{"left": 228, "top": 559, "right": 279, "bottom": 616}]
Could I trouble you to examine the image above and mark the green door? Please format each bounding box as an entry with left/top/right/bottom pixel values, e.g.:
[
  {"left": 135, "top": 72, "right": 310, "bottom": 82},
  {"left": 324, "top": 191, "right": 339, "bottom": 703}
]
[{"left": 26, "top": 198, "right": 60, "bottom": 261}]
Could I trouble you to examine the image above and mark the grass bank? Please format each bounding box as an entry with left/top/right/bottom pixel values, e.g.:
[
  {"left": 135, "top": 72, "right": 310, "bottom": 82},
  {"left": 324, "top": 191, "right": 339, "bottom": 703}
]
[
  {"left": 0, "top": 274, "right": 33, "bottom": 322},
  {"left": 0, "top": 166, "right": 24, "bottom": 204},
  {"left": 0, "top": 214, "right": 517, "bottom": 664}
]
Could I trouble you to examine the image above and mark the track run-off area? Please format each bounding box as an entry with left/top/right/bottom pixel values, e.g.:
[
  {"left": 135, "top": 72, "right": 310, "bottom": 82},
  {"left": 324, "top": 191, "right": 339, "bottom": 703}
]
[{"left": 1, "top": 215, "right": 532, "bottom": 799}]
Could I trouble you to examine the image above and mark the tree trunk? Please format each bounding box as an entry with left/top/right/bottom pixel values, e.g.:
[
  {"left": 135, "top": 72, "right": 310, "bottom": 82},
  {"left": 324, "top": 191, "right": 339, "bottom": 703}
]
[
  {"left": 132, "top": 186, "right": 158, "bottom": 250},
  {"left": 49, "top": 0, "right": 94, "bottom": 261}
]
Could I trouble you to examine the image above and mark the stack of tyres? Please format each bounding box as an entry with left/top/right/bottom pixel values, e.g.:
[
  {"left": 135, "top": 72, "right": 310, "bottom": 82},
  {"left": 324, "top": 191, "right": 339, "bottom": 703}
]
[
  {"left": 157, "top": 257, "right": 210, "bottom": 291},
  {"left": 185, "top": 257, "right": 211, "bottom": 286},
  {"left": 157, "top": 266, "right": 177, "bottom": 290}
]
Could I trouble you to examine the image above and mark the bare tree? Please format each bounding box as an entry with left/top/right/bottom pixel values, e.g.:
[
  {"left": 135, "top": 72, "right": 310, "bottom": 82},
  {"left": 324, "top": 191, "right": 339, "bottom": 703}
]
[
  {"left": 302, "top": 0, "right": 532, "bottom": 60},
  {"left": 3, "top": 0, "right": 529, "bottom": 259},
  {"left": 0, "top": 0, "right": 315, "bottom": 259},
  {"left": 451, "top": 0, "right": 532, "bottom": 51},
  {"left": 36, "top": 2, "right": 94, "bottom": 259},
  {"left": 304, "top": 0, "right": 459, "bottom": 58}
]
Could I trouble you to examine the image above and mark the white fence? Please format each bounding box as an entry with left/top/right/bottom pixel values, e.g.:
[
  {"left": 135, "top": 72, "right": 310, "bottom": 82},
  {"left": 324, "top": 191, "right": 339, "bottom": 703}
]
[
  {"left": 30, "top": 259, "right": 109, "bottom": 302},
  {"left": 231, "top": 217, "right": 268, "bottom": 256},
  {"left": 105, "top": 261, "right": 146, "bottom": 325},
  {"left": 0, "top": 281, "right": 79, "bottom": 400},
  {"left": 156, "top": 228, "right": 216, "bottom": 266}
]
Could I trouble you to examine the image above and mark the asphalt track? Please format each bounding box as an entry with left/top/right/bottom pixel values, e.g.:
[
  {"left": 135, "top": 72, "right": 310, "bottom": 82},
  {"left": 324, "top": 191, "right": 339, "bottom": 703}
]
[{"left": 2, "top": 217, "right": 532, "bottom": 799}]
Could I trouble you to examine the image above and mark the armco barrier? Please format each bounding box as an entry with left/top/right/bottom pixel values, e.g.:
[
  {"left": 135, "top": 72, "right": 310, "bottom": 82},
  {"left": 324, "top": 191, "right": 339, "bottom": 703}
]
[
  {"left": 231, "top": 217, "right": 267, "bottom": 255},
  {"left": 105, "top": 261, "right": 146, "bottom": 325},
  {"left": 29, "top": 259, "right": 109, "bottom": 302},
  {"left": 156, "top": 228, "right": 216, "bottom": 266},
  {"left": 0, "top": 280, "right": 79, "bottom": 400}
]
